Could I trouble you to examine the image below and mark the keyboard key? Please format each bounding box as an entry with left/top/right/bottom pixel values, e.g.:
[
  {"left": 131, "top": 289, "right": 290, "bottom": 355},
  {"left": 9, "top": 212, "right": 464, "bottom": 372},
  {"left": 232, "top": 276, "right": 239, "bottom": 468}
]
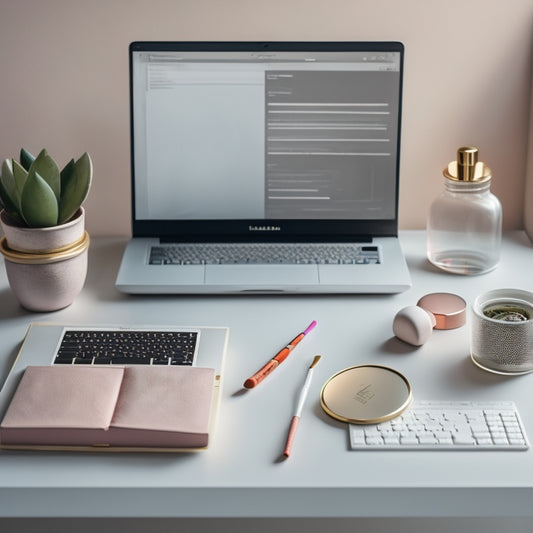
[
  {"left": 436, "top": 437, "right": 454, "bottom": 445},
  {"left": 92, "top": 357, "right": 114, "bottom": 365},
  {"left": 492, "top": 437, "right": 509, "bottom": 445},
  {"left": 384, "top": 436, "right": 400, "bottom": 445},
  {"left": 400, "top": 436, "right": 419, "bottom": 445},
  {"left": 418, "top": 435, "right": 438, "bottom": 445}
]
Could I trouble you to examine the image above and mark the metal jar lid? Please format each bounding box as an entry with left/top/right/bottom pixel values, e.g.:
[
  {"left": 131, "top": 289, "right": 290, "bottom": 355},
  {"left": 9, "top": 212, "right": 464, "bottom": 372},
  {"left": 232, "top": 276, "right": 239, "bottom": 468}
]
[{"left": 320, "top": 364, "right": 412, "bottom": 424}]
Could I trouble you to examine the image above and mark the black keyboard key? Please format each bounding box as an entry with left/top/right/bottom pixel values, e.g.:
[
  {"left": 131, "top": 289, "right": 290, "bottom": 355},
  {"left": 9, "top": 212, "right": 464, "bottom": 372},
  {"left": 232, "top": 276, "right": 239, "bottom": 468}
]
[
  {"left": 73, "top": 358, "right": 94, "bottom": 364},
  {"left": 111, "top": 357, "right": 152, "bottom": 365},
  {"left": 92, "top": 357, "right": 114, "bottom": 365}
]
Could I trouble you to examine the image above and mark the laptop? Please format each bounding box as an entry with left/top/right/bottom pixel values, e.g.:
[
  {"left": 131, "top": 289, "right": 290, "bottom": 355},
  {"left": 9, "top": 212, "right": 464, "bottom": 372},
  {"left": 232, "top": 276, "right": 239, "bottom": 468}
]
[
  {"left": 115, "top": 41, "right": 411, "bottom": 294},
  {"left": 0, "top": 323, "right": 228, "bottom": 451}
]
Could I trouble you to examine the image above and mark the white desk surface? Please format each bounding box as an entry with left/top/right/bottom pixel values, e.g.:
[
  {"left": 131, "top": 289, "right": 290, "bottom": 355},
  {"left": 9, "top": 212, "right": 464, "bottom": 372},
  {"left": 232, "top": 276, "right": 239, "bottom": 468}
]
[{"left": 1, "top": 230, "right": 533, "bottom": 519}]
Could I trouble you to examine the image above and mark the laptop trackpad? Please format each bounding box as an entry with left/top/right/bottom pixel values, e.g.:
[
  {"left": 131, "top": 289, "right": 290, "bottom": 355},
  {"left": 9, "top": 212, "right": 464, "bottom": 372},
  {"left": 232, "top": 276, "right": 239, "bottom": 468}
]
[{"left": 205, "top": 265, "right": 319, "bottom": 286}]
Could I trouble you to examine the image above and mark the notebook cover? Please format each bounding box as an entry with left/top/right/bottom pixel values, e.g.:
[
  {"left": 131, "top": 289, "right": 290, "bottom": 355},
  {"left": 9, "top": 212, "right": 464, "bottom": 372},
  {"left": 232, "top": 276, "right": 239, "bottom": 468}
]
[
  {"left": 108, "top": 366, "right": 215, "bottom": 448},
  {"left": 0, "top": 366, "right": 124, "bottom": 446},
  {"left": 0, "top": 365, "right": 215, "bottom": 449}
]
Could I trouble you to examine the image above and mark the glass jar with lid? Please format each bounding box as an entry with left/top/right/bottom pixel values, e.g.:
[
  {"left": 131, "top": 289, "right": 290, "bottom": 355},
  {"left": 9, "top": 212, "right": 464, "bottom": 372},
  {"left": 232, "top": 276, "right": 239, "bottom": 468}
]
[{"left": 427, "top": 146, "right": 502, "bottom": 275}]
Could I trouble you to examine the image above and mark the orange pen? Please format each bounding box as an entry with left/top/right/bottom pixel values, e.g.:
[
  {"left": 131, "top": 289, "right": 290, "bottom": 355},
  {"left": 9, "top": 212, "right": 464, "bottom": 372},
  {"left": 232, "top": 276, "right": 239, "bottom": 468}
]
[{"left": 243, "top": 321, "right": 317, "bottom": 389}]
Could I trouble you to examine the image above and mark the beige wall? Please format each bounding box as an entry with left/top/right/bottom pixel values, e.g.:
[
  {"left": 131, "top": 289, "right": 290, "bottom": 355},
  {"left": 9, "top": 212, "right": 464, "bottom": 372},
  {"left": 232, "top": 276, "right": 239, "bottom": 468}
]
[{"left": 1, "top": 0, "right": 532, "bottom": 236}]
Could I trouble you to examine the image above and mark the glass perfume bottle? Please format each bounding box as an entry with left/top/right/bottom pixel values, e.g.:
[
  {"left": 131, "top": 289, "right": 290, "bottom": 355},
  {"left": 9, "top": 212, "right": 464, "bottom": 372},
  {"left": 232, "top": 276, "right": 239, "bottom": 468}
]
[{"left": 427, "top": 146, "right": 502, "bottom": 275}]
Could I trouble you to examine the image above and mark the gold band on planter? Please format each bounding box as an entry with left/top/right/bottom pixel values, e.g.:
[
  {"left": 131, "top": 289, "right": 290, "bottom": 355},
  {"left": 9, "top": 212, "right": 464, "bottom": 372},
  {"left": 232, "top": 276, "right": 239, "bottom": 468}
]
[{"left": 0, "top": 232, "right": 90, "bottom": 265}]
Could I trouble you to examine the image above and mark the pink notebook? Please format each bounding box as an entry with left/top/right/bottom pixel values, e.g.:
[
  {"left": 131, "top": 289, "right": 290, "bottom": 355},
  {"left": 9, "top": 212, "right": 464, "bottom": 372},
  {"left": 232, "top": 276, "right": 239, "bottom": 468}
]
[{"left": 0, "top": 365, "right": 216, "bottom": 450}]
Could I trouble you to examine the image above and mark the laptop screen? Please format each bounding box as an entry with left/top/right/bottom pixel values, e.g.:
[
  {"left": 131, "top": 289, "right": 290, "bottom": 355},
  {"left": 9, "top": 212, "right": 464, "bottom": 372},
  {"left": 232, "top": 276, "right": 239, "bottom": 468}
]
[{"left": 130, "top": 42, "right": 403, "bottom": 241}]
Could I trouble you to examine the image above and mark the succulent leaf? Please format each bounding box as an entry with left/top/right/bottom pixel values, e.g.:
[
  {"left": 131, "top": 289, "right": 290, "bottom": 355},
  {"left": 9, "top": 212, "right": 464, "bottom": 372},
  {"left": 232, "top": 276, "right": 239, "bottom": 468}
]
[
  {"left": 0, "top": 174, "right": 21, "bottom": 217},
  {"left": 59, "top": 159, "right": 75, "bottom": 189},
  {"left": 58, "top": 152, "right": 92, "bottom": 224},
  {"left": 1, "top": 158, "right": 21, "bottom": 211},
  {"left": 20, "top": 170, "right": 59, "bottom": 227},
  {"left": 20, "top": 148, "right": 35, "bottom": 171},
  {"left": 29, "top": 149, "right": 60, "bottom": 201},
  {"left": 12, "top": 159, "right": 28, "bottom": 199}
]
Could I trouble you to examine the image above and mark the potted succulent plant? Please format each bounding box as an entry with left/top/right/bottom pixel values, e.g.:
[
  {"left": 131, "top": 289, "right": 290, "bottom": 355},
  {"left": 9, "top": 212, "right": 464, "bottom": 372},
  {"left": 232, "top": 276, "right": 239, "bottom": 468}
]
[{"left": 0, "top": 148, "right": 92, "bottom": 311}]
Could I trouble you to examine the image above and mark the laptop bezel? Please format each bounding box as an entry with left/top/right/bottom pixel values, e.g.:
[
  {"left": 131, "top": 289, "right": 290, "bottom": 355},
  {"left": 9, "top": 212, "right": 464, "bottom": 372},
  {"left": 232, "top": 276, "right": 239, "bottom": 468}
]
[{"left": 129, "top": 41, "right": 404, "bottom": 243}]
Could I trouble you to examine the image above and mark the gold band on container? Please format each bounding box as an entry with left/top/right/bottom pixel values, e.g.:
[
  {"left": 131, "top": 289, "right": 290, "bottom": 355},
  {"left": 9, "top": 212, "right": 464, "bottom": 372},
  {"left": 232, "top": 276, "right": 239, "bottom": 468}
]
[{"left": 0, "top": 232, "right": 90, "bottom": 265}]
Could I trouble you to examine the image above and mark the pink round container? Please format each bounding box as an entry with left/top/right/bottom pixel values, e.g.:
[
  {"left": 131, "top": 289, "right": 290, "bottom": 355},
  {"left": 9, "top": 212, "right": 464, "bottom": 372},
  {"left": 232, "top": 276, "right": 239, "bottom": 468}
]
[{"left": 417, "top": 293, "right": 467, "bottom": 330}]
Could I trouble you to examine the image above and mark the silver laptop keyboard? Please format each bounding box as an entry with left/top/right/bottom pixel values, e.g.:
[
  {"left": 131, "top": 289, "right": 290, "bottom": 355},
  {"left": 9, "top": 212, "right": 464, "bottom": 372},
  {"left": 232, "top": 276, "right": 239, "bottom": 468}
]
[
  {"left": 349, "top": 401, "right": 529, "bottom": 451},
  {"left": 53, "top": 329, "right": 198, "bottom": 366},
  {"left": 149, "top": 243, "right": 380, "bottom": 265}
]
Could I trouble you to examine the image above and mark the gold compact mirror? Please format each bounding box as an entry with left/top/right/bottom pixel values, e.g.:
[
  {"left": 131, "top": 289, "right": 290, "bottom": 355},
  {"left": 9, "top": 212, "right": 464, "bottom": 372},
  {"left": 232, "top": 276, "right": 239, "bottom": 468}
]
[{"left": 320, "top": 365, "right": 412, "bottom": 424}]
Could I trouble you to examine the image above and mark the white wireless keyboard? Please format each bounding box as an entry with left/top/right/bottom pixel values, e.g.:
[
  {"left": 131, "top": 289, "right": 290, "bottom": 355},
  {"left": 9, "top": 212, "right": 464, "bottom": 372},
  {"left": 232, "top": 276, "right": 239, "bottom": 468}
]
[{"left": 349, "top": 401, "right": 529, "bottom": 450}]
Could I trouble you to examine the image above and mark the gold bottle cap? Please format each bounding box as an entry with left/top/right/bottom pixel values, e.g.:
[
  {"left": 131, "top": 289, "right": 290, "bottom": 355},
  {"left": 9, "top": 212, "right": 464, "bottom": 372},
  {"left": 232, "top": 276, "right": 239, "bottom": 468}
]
[{"left": 443, "top": 146, "right": 492, "bottom": 183}]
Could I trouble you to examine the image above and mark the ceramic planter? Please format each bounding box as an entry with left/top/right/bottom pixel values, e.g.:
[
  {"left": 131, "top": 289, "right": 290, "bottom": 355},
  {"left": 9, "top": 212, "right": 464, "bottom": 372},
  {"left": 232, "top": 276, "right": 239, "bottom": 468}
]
[
  {"left": 1, "top": 207, "right": 85, "bottom": 252},
  {"left": 0, "top": 208, "right": 89, "bottom": 312}
]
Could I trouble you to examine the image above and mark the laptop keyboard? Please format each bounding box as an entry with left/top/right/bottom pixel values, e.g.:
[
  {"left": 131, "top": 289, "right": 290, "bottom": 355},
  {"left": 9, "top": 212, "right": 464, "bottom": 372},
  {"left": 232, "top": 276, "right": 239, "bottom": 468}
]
[
  {"left": 53, "top": 329, "right": 198, "bottom": 366},
  {"left": 149, "top": 243, "right": 380, "bottom": 265}
]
